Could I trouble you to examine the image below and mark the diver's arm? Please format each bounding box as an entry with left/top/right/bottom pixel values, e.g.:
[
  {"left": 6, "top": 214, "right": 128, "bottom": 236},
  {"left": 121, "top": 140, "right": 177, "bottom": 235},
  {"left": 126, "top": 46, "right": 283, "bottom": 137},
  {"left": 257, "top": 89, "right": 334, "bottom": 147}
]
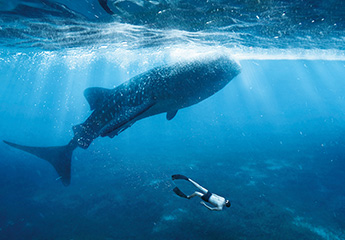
[{"left": 200, "top": 202, "right": 220, "bottom": 211}]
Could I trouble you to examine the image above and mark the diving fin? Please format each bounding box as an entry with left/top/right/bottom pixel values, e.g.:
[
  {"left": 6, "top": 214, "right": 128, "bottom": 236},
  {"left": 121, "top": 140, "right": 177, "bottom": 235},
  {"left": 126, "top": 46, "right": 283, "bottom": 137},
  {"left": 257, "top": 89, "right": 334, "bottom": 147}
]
[
  {"left": 173, "top": 187, "right": 188, "bottom": 199},
  {"left": 172, "top": 174, "right": 189, "bottom": 181},
  {"left": 98, "top": 0, "right": 114, "bottom": 14},
  {"left": 3, "top": 140, "right": 76, "bottom": 186}
]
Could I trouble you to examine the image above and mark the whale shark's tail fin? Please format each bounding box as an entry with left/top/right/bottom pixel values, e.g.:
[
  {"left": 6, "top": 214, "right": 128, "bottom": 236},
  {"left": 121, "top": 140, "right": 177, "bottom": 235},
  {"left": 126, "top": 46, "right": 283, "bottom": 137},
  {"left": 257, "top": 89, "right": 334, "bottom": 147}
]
[{"left": 3, "top": 140, "right": 76, "bottom": 186}]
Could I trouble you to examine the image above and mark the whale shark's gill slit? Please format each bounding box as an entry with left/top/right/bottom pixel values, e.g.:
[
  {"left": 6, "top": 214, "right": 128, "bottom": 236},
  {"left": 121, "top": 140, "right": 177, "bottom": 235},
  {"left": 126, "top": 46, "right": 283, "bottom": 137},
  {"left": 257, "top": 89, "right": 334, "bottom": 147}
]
[{"left": 100, "top": 102, "right": 156, "bottom": 138}]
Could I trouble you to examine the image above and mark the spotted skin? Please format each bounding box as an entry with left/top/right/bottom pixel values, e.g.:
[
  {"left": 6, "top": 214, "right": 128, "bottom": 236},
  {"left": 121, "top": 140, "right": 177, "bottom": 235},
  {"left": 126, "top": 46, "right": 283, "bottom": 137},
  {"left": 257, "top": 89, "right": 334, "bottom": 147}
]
[{"left": 3, "top": 55, "right": 241, "bottom": 185}]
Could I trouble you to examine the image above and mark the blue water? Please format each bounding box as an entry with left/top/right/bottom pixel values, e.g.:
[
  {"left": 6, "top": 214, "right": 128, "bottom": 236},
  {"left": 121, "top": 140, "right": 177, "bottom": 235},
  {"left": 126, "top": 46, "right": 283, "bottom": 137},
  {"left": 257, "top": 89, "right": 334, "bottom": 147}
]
[{"left": 1, "top": 1, "right": 345, "bottom": 240}]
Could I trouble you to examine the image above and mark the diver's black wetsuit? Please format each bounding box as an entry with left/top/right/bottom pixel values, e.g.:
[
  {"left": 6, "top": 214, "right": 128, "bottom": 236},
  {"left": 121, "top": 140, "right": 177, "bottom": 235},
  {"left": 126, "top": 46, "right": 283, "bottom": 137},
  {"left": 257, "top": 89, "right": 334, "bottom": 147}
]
[{"left": 201, "top": 191, "right": 212, "bottom": 202}]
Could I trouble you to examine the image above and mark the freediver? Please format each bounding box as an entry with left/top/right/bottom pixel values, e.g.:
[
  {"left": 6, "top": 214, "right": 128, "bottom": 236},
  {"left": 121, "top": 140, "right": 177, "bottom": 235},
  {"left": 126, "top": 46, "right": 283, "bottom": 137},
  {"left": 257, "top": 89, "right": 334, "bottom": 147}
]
[{"left": 172, "top": 174, "right": 231, "bottom": 211}]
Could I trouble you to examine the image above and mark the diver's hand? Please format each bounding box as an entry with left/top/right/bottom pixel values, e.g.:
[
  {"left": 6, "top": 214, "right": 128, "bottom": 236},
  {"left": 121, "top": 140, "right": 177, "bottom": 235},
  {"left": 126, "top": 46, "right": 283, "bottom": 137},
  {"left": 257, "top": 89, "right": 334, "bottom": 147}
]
[{"left": 200, "top": 201, "right": 216, "bottom": 211}]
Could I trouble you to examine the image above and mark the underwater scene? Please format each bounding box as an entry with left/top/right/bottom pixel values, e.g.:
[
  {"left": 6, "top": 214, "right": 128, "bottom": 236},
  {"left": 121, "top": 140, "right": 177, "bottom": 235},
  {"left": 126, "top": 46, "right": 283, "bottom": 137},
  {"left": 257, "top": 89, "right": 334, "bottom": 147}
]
[{"left": 0, "top": 0, "right": 345, "bottom": 239}]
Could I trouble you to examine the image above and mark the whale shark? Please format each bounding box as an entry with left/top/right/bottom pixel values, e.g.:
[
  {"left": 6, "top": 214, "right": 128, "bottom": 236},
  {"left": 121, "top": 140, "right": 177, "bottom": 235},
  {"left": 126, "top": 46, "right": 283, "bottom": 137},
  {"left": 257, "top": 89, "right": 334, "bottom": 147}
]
[{"left": 3, "top": 55, "right": 241, "bottom": 186}]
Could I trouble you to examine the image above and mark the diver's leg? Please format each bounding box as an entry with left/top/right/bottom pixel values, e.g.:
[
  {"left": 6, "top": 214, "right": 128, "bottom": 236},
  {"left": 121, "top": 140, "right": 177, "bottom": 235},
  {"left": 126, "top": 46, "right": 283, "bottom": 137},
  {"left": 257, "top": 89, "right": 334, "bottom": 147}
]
[
  {"left": 187, "top": 191, "right": 203, "bottom": 199},
  {"left": 188, "top": 179, "right": 208, "bottom": 193}
]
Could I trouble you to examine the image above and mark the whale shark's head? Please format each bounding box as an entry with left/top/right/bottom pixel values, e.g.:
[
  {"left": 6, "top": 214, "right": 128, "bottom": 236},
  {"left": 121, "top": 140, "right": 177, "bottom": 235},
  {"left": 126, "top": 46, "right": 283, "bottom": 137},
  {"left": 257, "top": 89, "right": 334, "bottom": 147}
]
[
  {"left": 160, "top": 54, "right": 241, "bottom": 108},
  {"left": 207, "top": 54, "right": 241, "bottom": 81},
  {"left": 145, "top": 54, "right": 241, "bottom": 109},
  {"left": 175, "top": 53, "right": 241, "bottom": 80},
  {"left": 186, "top": 54, "right": 241, "bottom": 93}
]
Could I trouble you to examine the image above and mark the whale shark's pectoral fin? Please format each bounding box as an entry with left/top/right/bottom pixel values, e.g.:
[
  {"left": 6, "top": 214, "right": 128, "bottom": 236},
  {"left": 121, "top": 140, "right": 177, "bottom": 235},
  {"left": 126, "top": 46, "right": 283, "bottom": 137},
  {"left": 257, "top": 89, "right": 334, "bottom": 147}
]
[
  {"left": 100, "top": 102, "right": 155, "bottom": 138},
  {"left": 166, "top": 110, "right": 178, "bottom": 120},
  {"left": 107, "top": 120, "right": 135, "bottom": 138},
  {"left": 84, "top": 87, "right": 113, "bottom": 111}
]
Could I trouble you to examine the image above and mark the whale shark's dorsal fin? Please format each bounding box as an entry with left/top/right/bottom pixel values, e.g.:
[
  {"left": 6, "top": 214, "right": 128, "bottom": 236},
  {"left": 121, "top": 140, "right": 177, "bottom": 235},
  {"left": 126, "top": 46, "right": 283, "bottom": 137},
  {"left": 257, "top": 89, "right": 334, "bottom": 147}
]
[
  {"left": 166, "top": 110, "right": 178, "bottom": 120},
  {"left": 84, "top": 87, "right": 113, "bottom": 111}
]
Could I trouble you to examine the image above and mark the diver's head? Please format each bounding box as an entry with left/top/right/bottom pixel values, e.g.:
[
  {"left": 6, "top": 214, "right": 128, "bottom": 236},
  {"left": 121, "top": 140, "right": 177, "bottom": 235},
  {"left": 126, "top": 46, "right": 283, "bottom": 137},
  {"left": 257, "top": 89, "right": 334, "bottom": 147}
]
[{"left": 225, "top": 200, "right": 231, "bottom": 208}]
